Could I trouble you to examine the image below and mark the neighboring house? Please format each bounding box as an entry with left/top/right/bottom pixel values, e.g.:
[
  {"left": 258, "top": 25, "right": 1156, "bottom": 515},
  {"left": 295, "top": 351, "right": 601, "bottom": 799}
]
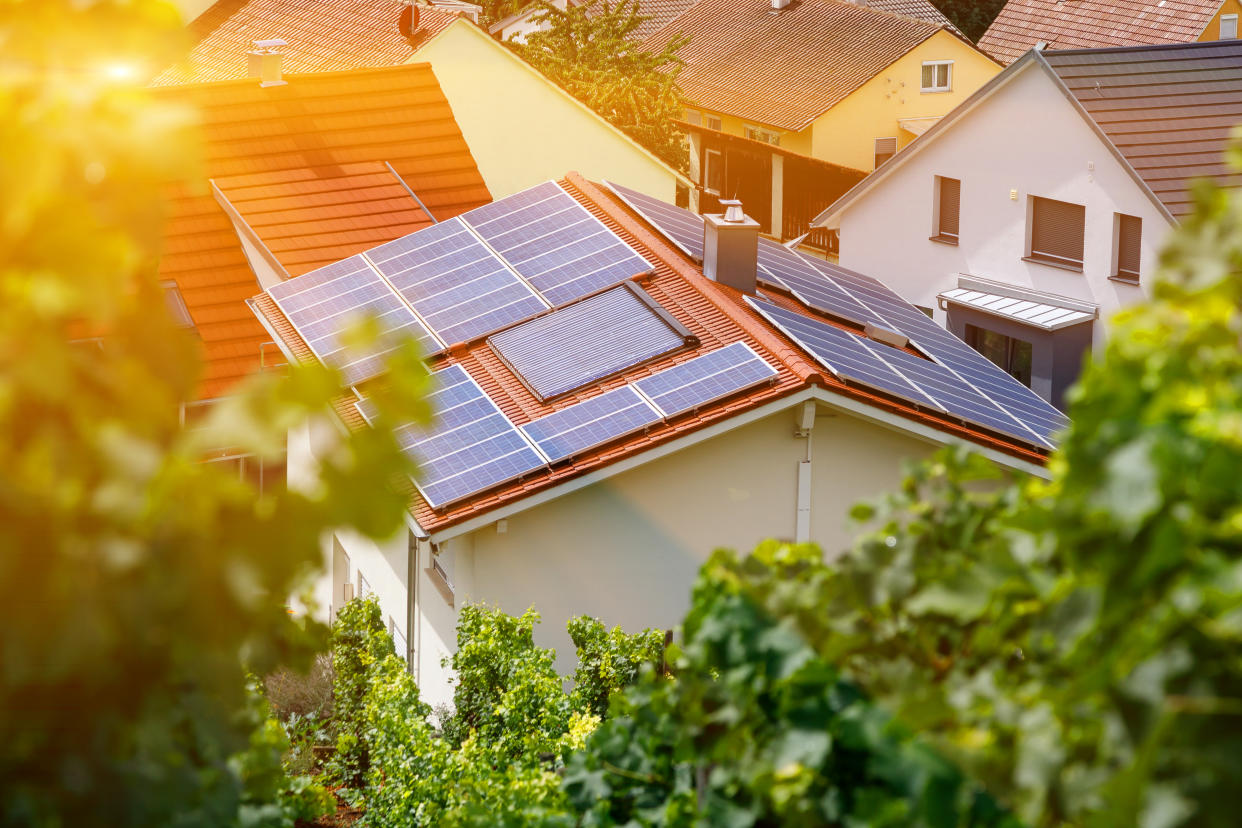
[
  {"left": 980, "top": 0, "right": 1242, "bottom": 65},
  {"left": 250, "top": 173, "right": 1064, "bottom": 706},
  {"left": 812, "top": 40, "right": 1242, "bottom": 410},
  {"left": 154, "top": 0, "right": 688, "bottom": 203},
  {"left": 642, "top": 0, "right": 1000, "bottom": 244}
]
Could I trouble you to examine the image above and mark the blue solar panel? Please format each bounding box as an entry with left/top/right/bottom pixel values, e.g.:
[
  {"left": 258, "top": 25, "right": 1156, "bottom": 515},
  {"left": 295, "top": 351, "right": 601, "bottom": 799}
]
[
  {"left": 521, "top": 385, "right": 662, "bottom": 464},
  {"left": 749, "top": 299, "right": 941, "bottom": 409},
  {"left": 489, "top": 284, "right": 687, "bottom": 400},
  {"left": 390, "top": 364, "right": 546, "bottom": 508},
  {"left": 268, "top": 255, "right": 440, "bottom": 386},
  {"left": 463, "top": 181, "right": 655, "bottom": 306},
  {"left": 756, "top": 240, "right": 881, "bottom": 327},
  {"left": 366, "top": 216, "right": 548, "bottom": 347},
  {"left": 633, "top": 342, "right": 776, "bottom": 418},
  {"left": 604, "top": 180, "right": 705, "bottom": 262}
]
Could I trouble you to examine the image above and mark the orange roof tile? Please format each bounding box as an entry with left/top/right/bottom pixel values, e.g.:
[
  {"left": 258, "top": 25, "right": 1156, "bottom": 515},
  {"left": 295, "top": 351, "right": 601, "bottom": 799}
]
[
  {"left": 154, "top": 0, "right": 460, "bottom": 86},
  {"left": 153, "top": 63, "right": 490, "bottom": 399},
  {"left": 643, "top": 0, "right": 947, "bottom": 131},
  {"left": 979, "top": 0, "right": 1223, "bottom": 65},
  {"left": 251, "top": 173, "right": 1049, "bottom": 534}
]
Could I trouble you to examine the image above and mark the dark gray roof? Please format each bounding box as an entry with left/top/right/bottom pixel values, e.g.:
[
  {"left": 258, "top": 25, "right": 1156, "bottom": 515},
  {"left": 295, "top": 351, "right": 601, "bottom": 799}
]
[{"left": 1044, "top": 40, "right": 1242, "bottom": 218}]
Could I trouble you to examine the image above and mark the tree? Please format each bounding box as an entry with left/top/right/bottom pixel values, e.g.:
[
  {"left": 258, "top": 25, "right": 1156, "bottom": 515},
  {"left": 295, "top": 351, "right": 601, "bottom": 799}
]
[
  {"left": 514, "top": 0, "right": 690, "bottom": 169},
  {"left": 928, "top": 0, "right": 1007, "bottom": 44},
  {"left": 0, "top": 1, "right": 428, "bottom": 824}
]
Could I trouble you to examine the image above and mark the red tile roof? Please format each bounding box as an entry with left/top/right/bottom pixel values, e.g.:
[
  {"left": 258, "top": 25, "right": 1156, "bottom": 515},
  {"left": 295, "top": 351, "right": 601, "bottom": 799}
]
[
  {"left": 251, "top": 173, "right": 1049, "bottom": 534},
  {"left": 643, "top": 0, "right": 946, "bottom": 131},
  {"left": 153, "top": 0, "right": 460, "bottom": 86},
  {"left": 153, "top": 63, "right": 490, "bottom": 399},
  {"left": 979, "top": 0, "right": 1223, "bottom": 65}
]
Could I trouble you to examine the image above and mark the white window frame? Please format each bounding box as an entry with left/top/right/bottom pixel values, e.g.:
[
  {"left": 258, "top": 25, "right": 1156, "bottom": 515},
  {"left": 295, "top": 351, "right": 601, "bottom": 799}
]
[
  {"left": 1221, "top": 13, "right": 1238, "bottom": 39},
  {"left": 920, "top": 60, "right": 953, "bottom": 93},
  {"left": 683, "top": 108, "right": 702, "bottom": 126},
  {"left": 703, "top": 148, "right": 724, "bottom": 195},
  {"left": 705, "top": 114, "right": 723, "bottom": 131},
  {"left": 743, "top": 124, "right": 781, "bottom": 146}
]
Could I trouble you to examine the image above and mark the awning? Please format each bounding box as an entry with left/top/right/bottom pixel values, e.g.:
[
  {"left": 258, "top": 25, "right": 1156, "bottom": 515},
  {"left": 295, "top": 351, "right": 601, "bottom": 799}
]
[
  {"left": 939, "top": 286, "right": 1095, "bottom": 331},
  {"left": 898, "top": 116, "right": 941, "bottom": 137}
]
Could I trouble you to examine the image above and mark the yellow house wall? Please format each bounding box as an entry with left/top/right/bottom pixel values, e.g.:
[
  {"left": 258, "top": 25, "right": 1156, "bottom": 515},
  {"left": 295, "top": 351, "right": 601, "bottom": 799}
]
[
  {"left": 1198, "top": 0, "right": 1242, "bottom": 39},
  {"left": 410, "top": 22, "right": 682, "bottom": 202},
  {"left": 686, "top": 108, "right": 814, "bottom": 155},
  {"left": 809, "top": 30, "right": 1001, "bottom": 171}
]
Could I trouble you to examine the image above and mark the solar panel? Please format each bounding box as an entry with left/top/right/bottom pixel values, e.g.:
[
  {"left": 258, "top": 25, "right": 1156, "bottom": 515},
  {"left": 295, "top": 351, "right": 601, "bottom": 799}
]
[
  {"left": 463, "top": 181, "right": 655, "bottom": 306},
  {"left": 366, "top": 216, "right": 548, "bottom": 347},
  {"left": 395, "top": 364, "right": 546, "bottom": 509},
  {"left": 268, "top": 254, "right": 441, "bottom": 386},
  {"left": 633, "top": 342, "right": 776, "bottom": 419},
  {"left": 756, "top": 240, "right": 880, "bottom": 327},
  {"left": 749, "top": 299, "right": 942, "bottom": 409},
  {"left": 489, "top": 284, "right": 688, "bottom": 400},
  {"left": 604, "top": 180, "right": 705, "bottom": 262},
  {"left": 520, "top": 385, "right": 662, "bottom": 464}
]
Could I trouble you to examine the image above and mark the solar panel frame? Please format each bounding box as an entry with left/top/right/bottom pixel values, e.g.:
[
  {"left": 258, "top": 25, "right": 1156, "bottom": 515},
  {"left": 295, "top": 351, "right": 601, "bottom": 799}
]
[
  {"left": 756, "top": 240, "right": 882, "bottom": 328},
  {"left": 268, "top": 254, "right": 441, "bottom": 386},
  {"left": 365, "top": 216, "right": 549, "bottom": 347},
  {"left": 463, "top": 180, "right": 656, "bottom": 307},
  {"left": 520, "top": 385, "right": 662, "bottom": 464},
  {"left": 633, "top": 341, "right": 777, "bottom": 419},
  {"left": 603, "top": 179, "right": 706, "bottom": 262},
  {"left": 488, "top": 284, "right": 690, "bottom": 401}
]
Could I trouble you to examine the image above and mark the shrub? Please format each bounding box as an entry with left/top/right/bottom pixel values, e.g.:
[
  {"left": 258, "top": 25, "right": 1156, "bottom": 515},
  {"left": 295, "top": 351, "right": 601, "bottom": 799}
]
[
  {"left": 327, "top": 597, "right": 395, "bottom": 790},
  {"left": 265, "top": 654, "right": 334, "bottom": 721},
  {"left": 567, "top": 616, "right": 664, "bottom": 719}
]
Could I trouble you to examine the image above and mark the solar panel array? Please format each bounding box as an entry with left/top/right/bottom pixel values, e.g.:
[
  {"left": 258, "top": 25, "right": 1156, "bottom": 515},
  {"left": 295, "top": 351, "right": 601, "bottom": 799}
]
[
  {"left": 465, "top": 181, "right": 655, "bottom": 306},
  {"left": 748, "top": 298, "right": 1051, "bottom": 447},
  {"left": 488, "top": 285, "right": 688, "bottom": 400},
  {"left": 268, "top": 255, "right": 441, "bottom": 386},
  {"left": 521, "top": 386, "right": 662, "bottom": 464},
  {"left": 604, "top": 183, "right": 1065, "bottom": 447},
  {"left": 634, "top": 342, "right": 777, "bottom": 419},
  {"left": 367, "top": 216, "right": 547, "bottom": 346}
]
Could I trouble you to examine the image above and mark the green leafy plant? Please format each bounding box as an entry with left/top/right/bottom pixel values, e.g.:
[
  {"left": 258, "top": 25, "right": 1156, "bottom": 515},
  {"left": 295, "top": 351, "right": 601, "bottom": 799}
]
[
  {"left": 327, "top": 596, "right": 396, "bottom": 791},
  {"left": 567, "top": 615, "right": 665, "bottom": 719}
]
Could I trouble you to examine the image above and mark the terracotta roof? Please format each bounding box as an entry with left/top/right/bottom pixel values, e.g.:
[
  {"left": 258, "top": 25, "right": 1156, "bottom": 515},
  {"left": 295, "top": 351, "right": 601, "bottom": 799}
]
[
  {"left": 862, "top": 0, "right": 962, "bottom": 34},
  {"left": 643, "top": 0, "right": 945, "bottom": 131},
  {"left": 153, "top": 0, "right": 460, "bottom": 85},
  {"left": 153, "top": 63, "right": 490, "bottom": 398},
  {"left": 251, "top": 173, "right": 1049, "bottom": 534},
  {"left": 1043, "top": 40, "right": 1242, "bottom": 218},
  {"left": 979, "top": 0, "right": 1223, "bottom": 65}
]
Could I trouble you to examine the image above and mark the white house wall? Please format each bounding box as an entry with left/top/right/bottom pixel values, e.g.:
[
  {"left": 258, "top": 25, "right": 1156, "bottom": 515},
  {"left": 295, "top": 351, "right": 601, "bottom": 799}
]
[{"left": 837, "top": 62, "right": 1168, "bottom": 344}]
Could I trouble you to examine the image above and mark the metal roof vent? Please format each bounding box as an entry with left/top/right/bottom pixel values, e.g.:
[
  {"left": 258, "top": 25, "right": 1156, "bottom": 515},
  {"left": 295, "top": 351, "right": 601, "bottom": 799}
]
[
  {"left": 247, "top": 39, "right": 287, "bottom": 87},
  {"left": 703, "top": 199, "right": 760, "bottom": 295},
  {"left": 864, "top": 322, "right": 909, "bottom": 349}
]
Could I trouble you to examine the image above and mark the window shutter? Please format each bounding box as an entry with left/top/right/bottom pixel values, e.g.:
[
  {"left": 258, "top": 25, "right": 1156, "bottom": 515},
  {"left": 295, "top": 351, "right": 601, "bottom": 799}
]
[
  {"left": 1031, "top": 196, "right": 1085, "bottom": 266},
  {"left": 938, "top": 177, "right": 960, "bottom": 238},
  {"left": 1117, "top": 214, "right": 1141, "bottom": 278},
  {"left": 874, "top": 137, "right": 897, "bottom": 168}
]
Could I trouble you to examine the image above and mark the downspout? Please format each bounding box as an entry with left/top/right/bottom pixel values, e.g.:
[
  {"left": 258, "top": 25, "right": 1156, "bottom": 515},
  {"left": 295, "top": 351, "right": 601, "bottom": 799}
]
[
  {"left": 407, "top": 531, "right": 420, "bottom": 682},
  {"left": 795, "top": 401, "right": 815, "bottom": 543}
]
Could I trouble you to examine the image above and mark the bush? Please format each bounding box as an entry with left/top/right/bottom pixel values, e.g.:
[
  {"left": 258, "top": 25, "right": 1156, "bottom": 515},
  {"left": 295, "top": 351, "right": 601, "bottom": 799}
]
[
  {"left": 327, "top": 597, "right": 395, "bottom": 790},
  {"left": 266, "top": 654, "right": 334, "bottom": 721},
  {"left": 567, "top": 616, "right": 664, "bottom": 719}
]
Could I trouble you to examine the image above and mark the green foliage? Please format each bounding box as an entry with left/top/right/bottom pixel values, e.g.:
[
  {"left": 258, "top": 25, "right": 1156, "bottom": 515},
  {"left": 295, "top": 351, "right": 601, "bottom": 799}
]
[
  {"left": 514, "top": 0, "right": 689, "bottom": 169},
  {"left": 927, "top": 0, "right": 1007, "bottom": 43},
  {"left": 328, "top": 596, "right": 396, "bottom": 789},
  {"left": 562, "top": 542, "right": 1017, "bottom": 827},
  {"left": 568, "top": 615, "right": 665, "bottom": 718},
  {"left": 0, "top": 3, "right": 430, "bottom": 825},
  {"left": 441, "top": 604, "right": 572, "bottom": 758},
  {"left": 800, "top": 168, "right": 1242, "bottom": 826}
]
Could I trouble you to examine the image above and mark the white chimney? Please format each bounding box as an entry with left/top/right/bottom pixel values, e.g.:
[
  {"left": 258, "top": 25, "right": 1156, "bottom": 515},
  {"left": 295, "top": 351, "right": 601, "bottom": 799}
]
[
  {"left": 702, "top": 199, "right": 760, "bottom": 294},
  {"left": 769, "top": 0, "right": 791, "bottom": 11},
  {"left": 247, "top": 38, "right": 288, "bottom": 87}
]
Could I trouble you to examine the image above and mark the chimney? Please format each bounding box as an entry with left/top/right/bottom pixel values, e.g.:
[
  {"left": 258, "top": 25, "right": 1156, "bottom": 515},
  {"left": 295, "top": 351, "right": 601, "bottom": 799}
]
[
  {"left": 702, "top": 199, "right": 760, "bottom": 294},
  {"left": 246, "top": 39, "right": 288, "bottom": 87},
  {"left": 769, "top": 0, "right": 791, "bottom": 11}
]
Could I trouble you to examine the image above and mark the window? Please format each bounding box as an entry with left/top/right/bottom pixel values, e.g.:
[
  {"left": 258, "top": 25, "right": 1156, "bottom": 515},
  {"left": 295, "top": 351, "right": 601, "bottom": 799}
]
[
  {"left": 705, "top": 115, "right": 722, "bottom": 131},
  {"left": 965, "top": 324, "right": 1033, "bottom": 387},
  {"left": 205, "top": 452, "right": 287, "bottom": 495},
  {"left": 704, "top": 148, "right": 724, "bottom": 194},
  {"left": 1114, "top": 213, "right": 1142, "bottom": 282},
  {"left": 873, "top": 137, "right": 897, "bottom": 169},
  {"left": 744, "top": 125, "right": 781, "bottom": 146},
  {"left": 933, "top": 176, "right": 960, "bottom": 243},
  {"left": 683, "top": 108, "right": 702, "bottom": 125},
  {"left": 1221, "top": 14, "right": 1238, "bottom": 39},
  {"left": 921, "top": 60, "right": 953, "bottom": 92},
  {"left": 162, "top": 280, "right": 194, "bottom": 328},
  {"left": 1027, "top": 195, "right": 1085, "bottom": 269}
]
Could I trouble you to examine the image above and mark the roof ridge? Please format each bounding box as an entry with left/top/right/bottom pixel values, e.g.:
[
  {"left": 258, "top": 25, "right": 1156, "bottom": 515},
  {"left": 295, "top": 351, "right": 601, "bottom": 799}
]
[
  {"left": 561, "top": 172, "right": 824, "bottom": 388},
  {"left": 150, "top": 59, "right": 439, "bottom": 93},
  {"left": 1044, "top": 39, "right": 1242, "bottom": 57}
]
